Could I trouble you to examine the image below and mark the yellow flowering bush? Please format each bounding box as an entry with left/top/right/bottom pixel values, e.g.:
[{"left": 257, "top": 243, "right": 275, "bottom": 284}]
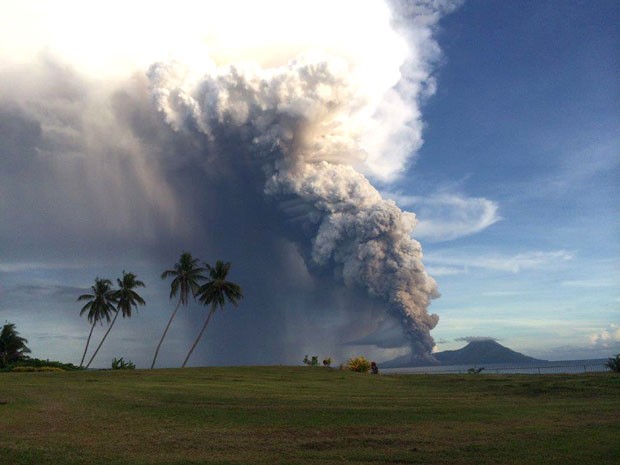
[{"left": 346, "top": 356, "right": 371, "bottom": 373}]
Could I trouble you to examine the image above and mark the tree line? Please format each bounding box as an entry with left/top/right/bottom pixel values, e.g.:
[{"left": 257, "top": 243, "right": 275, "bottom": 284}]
[{"left": 77, "top": 252, "right": 242, "bottom": 369}]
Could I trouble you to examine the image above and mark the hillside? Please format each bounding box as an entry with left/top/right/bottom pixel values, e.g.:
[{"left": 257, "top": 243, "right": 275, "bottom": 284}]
[
  {"left": 383, "top": 340, "right": 546, "bottom": 368},
  {"left": 0, "top": 367, "right": 617, "bottom": 465},
  {"left": 434, "top": 340, "right": 546, "bottom": 365}
]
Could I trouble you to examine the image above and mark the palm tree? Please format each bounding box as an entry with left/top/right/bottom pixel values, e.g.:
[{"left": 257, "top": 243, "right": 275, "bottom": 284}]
[
  {"left": 151, "top": 252, "right": 206, "bottom": 369},
  {"left": 182, "top": 260, "right": 243, "bottom": 368},
  {"left": 85, "top": 271, "right": 146, "bottom": 369},
  {"left": 0, "top": 323, "right": 31, "bottom": 368},
  {"left": 77, "top": 278, "right": 116, "bottom": 367}
]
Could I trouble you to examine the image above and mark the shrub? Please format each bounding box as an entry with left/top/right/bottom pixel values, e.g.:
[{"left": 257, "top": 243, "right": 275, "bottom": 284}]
[
  {"left": 10, "top": 366, "right": 64, "bottom": 372},
  {"left": 1, "top": 358, "right": 80, "bottom": 372},
  {"left": 303, "top": 355, "right": 319, "bottom": 367},
  {"left": 38, "top": 367, "right": 65, "bottom": 372},
  {"left": 111, "top": 357, "right": 135, "bottom": 370},
  {"left": 18, "top": 358, "right": 80, "bottom": 370},
  {"left": 10, "top": 366, "right": 36, "bottom": 372},
  {"left": 322, "top": 357, "right": 332, "bottom": 367},
  {"left": 347, "top": 356, "right": 372, "bottom": 373},
  {"left": 605, "top": 354, "right": 620, "bottom": 373}
]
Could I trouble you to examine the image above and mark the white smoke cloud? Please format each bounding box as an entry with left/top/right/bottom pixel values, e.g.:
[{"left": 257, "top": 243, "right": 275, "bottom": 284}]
[
  {"left": 149, "top": 51, "right": 441, "bottom": 359},
  {"left": 0, "top": 0, "right": 457, "bottom": 364},
  {"left": 1, "top": 0, "right": 438, "bottom": 180}
]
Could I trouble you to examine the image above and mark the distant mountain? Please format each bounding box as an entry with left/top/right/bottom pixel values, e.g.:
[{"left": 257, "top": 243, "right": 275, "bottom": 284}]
[
  {"left": 381, "top": 340, "right": 546, "bottom": 368},
  {"left": 434, "top": 340, "right": 545, "bottom": 365}
]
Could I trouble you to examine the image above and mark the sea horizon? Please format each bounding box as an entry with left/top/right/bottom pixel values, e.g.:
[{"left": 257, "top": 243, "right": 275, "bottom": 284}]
[{"left": 382, "top": 358, "right": 610, "bottom": 375}]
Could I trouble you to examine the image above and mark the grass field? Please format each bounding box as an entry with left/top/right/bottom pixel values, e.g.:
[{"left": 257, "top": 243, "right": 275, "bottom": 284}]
[{"left": 1, "top": 367, "right": 618, "bottom": 464}]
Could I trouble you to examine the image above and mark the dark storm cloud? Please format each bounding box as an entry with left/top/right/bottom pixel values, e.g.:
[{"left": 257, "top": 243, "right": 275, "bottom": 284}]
[
  {"left": 0, "top": 107, "right": 42, "bottom": 173},
  {"left": 344, "top": 320, "right": 409, "bottom": 349},
  {"left": 0, "top": 64, "right": 181, "bottom": 263}
]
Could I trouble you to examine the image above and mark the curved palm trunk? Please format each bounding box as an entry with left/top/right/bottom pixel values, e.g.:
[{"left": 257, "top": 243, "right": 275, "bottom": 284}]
[
  {"left": 150, "top": 299, "right": 182, "bottom": 369},
  {"left": 182, "top": 308, "right": 215, "bottom": 368},
  {"left": 85, "top": 311, "right": 120, "bottom": 369},
  {"left": 79, "top": 321, "right": 97, "bottom": 368}
]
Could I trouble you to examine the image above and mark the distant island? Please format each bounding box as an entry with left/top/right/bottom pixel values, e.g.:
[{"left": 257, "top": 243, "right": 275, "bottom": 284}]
[{"left": 382, "top": 340, "right": 546, "bottom": 368}]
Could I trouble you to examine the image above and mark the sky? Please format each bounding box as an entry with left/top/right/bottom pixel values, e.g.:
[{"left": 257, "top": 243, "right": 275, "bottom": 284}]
[{"left": 0, "top": 0, "right": 618, "bottom": 368}]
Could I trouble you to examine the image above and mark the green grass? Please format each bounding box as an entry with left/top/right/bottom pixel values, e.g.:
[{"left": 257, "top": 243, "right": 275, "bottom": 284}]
[{"left": 0, "top": 367, "right": 618, "bottom": 464}]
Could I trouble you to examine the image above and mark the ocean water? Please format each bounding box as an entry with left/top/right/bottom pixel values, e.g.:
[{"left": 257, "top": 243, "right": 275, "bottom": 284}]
[{"left": 381, "top": 359, "right": 610, "bottom": 375}]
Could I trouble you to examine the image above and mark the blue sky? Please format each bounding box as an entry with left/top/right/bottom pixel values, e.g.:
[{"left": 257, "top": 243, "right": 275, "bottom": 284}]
[
  {"left": 394, "top": 0, "right": 619, "bottom": 358},
  {"left": 0, "top": 0, "right": 618, "bottom": 367}
]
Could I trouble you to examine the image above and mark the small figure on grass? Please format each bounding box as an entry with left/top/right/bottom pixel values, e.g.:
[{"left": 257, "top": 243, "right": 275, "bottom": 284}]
[{"left": 370, "top": 361, "right": 379, "bottom": 375}]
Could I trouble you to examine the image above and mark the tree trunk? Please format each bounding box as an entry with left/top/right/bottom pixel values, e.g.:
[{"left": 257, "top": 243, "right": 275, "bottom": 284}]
[
  {"left": 85, "top": 311, "right": 120, "bottom": 369},
  {"left": 150, "top": 299, "right": 182, "bottom": 369},
  {"left": 79, "top": 321, "right": 97, "bottom": 368},
  {"left": 181, "top": 308, "right": 215, "bottom": 368}
]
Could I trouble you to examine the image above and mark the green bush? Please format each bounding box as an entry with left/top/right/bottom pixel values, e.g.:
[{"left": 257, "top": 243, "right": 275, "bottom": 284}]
[
  {"left": 303, "top": 355, "right": 319, "bottom": 367},
  {"left": 17, "top": 358, "right": 80, "bottom": 370},
  {"left": 322, "top": 357, "right": 332, "bottom": 367},
  {"left": 347, "top": 356, "right": 371, "bottom": 373},
  {"left": 605, "top": 354, "right": 620, "bottom": 373},
  {"left": 1, "top": 358, "right": 80, "bottom": 372},
  {"left": 111, "top": 357, "right": 135, "bottom": 370}
]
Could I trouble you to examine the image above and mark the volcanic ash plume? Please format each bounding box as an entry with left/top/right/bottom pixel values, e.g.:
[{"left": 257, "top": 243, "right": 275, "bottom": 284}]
[{"left": 149, "top": 54, "right": 440, "bottom": 360}]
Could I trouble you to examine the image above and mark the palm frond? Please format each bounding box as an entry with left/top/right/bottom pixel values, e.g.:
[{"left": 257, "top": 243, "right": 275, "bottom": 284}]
[
  {"left": 161, "top": 269, "right": 178, "bottom": 279},
  {"left": 161, "top": 252, "right": 206, "bottom": 305},
  {"left": 77, "top": 278, "right": 116, "bottom": 324},
  {"left": 196, "top": 260, "right": 243, "bottom": 313}
]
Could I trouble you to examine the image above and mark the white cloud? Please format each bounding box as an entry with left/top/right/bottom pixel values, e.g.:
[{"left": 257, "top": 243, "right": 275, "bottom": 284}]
[
  {"left": 545, "top": 140, "right": 620, "bottom": 196},
  {"left": 561, "top": 279, "right": 617, "bottom": 288},
  {"left": 425, "top": 266, "right": 463, "bottom": 276},
  {"left": 481, "top": 291, "right": 521, "bottom": 297},
  {"left": 388, "top": 192, "right": 500, "bottom": 242},
  {"left": 440, "top": 316, "right": 590, "bottom": 329},
  {"left": 527, "top": 344, "right": 615, "bottom": 361},
  {"left": 589, "top": 324, "right": 620, "bottom": 349},
  {"left": 0, "top": 261, "right": 90, "bottom": 273},
  {"left": 454, "top": 336, "right": 498, "bottom": 343},
  {"left": 425, "top": 250, "right": 573, "bottom": 274}
]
